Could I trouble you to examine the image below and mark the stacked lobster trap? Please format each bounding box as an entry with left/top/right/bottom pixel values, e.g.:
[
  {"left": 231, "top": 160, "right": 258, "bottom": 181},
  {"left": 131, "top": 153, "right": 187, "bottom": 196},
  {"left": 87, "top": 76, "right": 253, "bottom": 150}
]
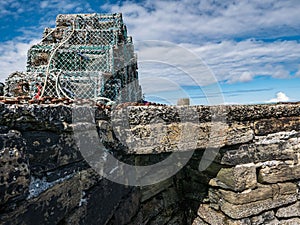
[{"left": 5, "top": 13, "right": 142, "bottom": 103}]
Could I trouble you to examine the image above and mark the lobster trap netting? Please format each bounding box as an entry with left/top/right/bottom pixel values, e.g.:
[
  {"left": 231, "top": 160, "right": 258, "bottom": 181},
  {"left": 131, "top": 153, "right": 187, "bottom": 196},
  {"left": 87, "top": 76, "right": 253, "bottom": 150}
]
[{"left": 6, "top": 13, "right": 142, "bottom": 102}]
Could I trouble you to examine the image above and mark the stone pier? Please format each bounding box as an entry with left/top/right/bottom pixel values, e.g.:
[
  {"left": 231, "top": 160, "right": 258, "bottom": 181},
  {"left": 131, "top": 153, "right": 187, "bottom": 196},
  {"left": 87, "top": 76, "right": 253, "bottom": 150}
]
[{"left": 1, "top": 103, "right": 300, "bottom": 224}]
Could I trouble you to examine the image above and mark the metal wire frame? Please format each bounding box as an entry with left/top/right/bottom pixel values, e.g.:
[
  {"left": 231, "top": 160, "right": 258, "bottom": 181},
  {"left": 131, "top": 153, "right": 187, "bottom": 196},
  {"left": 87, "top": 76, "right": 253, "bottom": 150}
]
[{"left": 7, "top": 13, "right": 142, "bottom": 103}]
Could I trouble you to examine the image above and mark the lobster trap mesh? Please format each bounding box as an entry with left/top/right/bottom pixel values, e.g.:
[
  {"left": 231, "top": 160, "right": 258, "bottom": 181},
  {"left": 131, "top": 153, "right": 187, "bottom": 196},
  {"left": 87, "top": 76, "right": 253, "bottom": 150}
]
[{"left": 6, "top": 13, "right": 142, "bottom": 102}]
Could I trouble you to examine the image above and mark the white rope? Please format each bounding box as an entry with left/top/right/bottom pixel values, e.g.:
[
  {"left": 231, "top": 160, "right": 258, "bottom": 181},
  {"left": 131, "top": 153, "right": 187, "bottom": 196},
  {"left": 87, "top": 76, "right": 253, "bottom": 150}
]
[
  {"left": 54, "top": 70, "right": 62, "bottom": 99},
  {"left": 95, "top": 97, "right": 115, "bottom": 105},
  {"left": 40, "top": 17, "right": 77, "bottom": 97}
]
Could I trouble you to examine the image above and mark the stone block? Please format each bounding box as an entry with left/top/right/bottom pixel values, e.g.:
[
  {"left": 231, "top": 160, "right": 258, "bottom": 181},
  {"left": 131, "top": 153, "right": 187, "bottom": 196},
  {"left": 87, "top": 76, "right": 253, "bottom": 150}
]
[
  {"left": 78, "top": 168, "right": 102, "bottom": 191},
  {"left": 210, "top": 182, "right": 297, "bottom": 205},
  {"left": 276, "top": 201, "right": 300, "bottom": 218},
  {"left": 197, "top": 204, "right": 226, "bottom": 225},
  {"left": 192, "top": 217, "right": 209, "bottom": 225},
  {"left": 221, "top": 131, "right": 300, "bottom": 166},
  {"left": 225, "top": 123, "right": 254, "bottom": 146},
  {"left": 120, "top": 121, "right": 254, "bottom": 154},
  {"left": 0, "top": 173, "right": 81, "bottom": 225},
  {"left": 215, "top": 163, "right": 257, "bottom": 192},
  {"left": 0, "top": 130, "right": 30, "bottom": 206},
  {"left": 108, "top": 189, "right": 141, "bottom": 225},
  {"left": 218, "top": 193, "right": 297, "bottom": 219},
  {"left": 258, "top": 161, "right": 300, "bottom": 183},
  {"left": 250, "top": 211, "right": 276, "bottom": 225},
  {"left": 141, "top": 178, "right": 173, "bottom": 202},
  {"left": 254, "top": 117, "right": 300, "bottom": 135},
  {"left": 196, "top": 204, "right": 252, "bottom": 225},
  {"left": 23, "top": 131, "right": 83, "bottom": 176},
  {"left": 280, "top": 218, "right": 300, "bottom": 224}
]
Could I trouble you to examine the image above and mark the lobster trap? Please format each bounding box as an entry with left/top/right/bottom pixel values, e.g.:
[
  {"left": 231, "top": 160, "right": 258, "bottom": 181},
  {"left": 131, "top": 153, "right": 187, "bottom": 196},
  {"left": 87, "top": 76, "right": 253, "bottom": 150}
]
[{"left": 5, "top": 13, "right": 142, "bottom": 103}]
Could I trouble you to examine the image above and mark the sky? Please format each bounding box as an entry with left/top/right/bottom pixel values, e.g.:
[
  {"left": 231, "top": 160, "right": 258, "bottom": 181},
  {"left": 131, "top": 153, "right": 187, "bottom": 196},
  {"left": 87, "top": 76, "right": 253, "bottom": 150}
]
[{"left": 0, "top": 0, "right": 300, "bottom": 105}]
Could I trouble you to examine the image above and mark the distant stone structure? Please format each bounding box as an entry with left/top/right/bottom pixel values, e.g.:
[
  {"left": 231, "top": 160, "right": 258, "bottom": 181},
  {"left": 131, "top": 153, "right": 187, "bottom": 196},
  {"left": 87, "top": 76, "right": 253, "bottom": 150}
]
[{"left": 5, "top": 13, "right": 142, "bottom": 102}]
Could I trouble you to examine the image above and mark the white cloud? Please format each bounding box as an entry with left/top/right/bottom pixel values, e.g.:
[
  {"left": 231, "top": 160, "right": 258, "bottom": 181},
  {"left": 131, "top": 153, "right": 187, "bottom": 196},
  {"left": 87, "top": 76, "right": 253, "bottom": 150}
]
[
  {"left": 227, "top": 71, "right": 253, "bottom": 84},
  {"left": 295, "top": 66, "right": 300, "bottom": 77},
  {"left": 103, "top": 0, "right": 300, "bottom": 42},
  {"left": 185, "top": 39, "right": 300, "bottom": 83},
  {"left": 0, "top": 0, "right": 24, "bottom": 18},
  {"left": 0, "top": 39, "right": 39, "bottom": 82},
  {"left": 99, "top": 1, "right": 300, "bottom": 86},
  {"left": 267, "top": 92, "right": 290, "bottom": 103},
  {"left": 136, "top": 39, "right": 300, "bottom": 87},
  {"left": 39, "top": 0, "right": 92, "bottom": 12}
]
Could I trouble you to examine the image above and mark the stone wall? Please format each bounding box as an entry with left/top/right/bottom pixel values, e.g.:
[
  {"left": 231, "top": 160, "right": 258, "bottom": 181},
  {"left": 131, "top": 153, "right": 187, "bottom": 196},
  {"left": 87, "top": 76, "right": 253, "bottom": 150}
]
[{"left": 1, "top": 103, "right": 300, "bottom": 224}]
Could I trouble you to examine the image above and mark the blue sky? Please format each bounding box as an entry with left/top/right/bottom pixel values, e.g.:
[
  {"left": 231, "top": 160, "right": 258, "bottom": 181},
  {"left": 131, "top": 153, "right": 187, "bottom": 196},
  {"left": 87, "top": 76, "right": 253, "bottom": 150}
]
[{"left": 0, "top": 0, "right": 300, "bottom": 105}]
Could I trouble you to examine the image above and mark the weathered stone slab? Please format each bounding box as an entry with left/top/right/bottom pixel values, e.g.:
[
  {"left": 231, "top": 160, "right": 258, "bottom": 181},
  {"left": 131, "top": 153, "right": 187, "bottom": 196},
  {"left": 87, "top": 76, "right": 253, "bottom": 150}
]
[
  {"left": 254, "top": 117, "right": 300, "bottom": 135},
  {"left": 225, "top": 123, "right": 254, "bottom": 146},
  {"left": 280, "top": 218, "right": 300, "bottom": 225},
  {"left": 218, "top": 193, "right": 297, "bottom": 219},
  {"left": 196, "top": 204, "right": 253, "bottom": 225},
  {"left": 107, "top": 189, "right": 141, "bottom": 225},
  {"left": 0, "top": 130, "right": 30, "bottom": 206},
  {"left": 215, "top": 163, "right": 257, "bottom": 192},
  {"left": 141, "top": 178, "right": 173, "bottom": 202},
  {"left": 115, "top": 120, "right": 255, "bottom": 154},
  {"left": 23, "top": 131, "right": 84, "bottom": 176},
  {"left": 0, "top": 173, "right": 81, "bottom": 225},
  {"left": 276, "top": 201, "right": 300, "bottom": 218},
  {"left": 250, "top": 211, "right": 277, "bottom": 225},
  {"left": 221, "top": 131, "right": 300, "bottom": 165},
  {"left": 123, "top": 104, "right": 300, "bottom": 125},
  {"left": 258, "top": 161, "right": 300, "bottom": 183},
  {"left": 225, "top": 104, "right": 300, "bottom": 122},
  {"left": 192, "top": 217, "right": 209, "bottom": 225},
  {"left": 1, "top": 101, "right": 300, "bottom": 224},
  {"left": 210, "top": 182, "right": 297, "bottom": 205},
  {"left": 197, "top": 204, "right": 226, "bottom": 225}
]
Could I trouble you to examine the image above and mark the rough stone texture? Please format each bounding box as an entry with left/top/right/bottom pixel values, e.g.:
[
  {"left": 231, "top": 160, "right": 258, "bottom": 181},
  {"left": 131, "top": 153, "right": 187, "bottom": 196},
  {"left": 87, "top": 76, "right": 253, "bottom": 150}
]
[
  {"left": 192, "top": 217, "right": 209, "bottom": 225},
  {"left": 280, "top": 218, "right": 300, "bottom": 224},
  {"left": 221, "top": 131, "right": 300, "bottom": 165},
  {"left": 218, "top": 193, "right": 297, "bottom": 219},
  {"left": 276, "top": 201, "right": 300, "bottom": 218},
  {"left": 254, "top": 117, "right": 300, "bottom": 135},
  {"left": 23, "top": 131, "right": 83, "bottom": 177},
  {"left": 194, "top": 208, "right": 280, "bottom": 225},
  {"left": 1, "top": 103, "right": 300, "bottom": 224},
  {"left": 197, "top": 204, "right": 227, "bottom": 225},
  {"left": 250, "top": 211, "right": 277, "bottom": 225},
  {"left": 115, "top": 121, "right": 254, "bottom": 154},
  {"left": 258, "top": 161, "right": 300, "bottom": 183},
  {"left": 215, "top": 163, "right": 257, "bottom": 192},
  {"left": 210, "top": 182, "right": 297, "bottom": 205},
  {"left": 0, "top": 130, "right": 30, "bottom": 207},
  {"left": 0, "top": 173, "right": 82, "bottom": 225}
]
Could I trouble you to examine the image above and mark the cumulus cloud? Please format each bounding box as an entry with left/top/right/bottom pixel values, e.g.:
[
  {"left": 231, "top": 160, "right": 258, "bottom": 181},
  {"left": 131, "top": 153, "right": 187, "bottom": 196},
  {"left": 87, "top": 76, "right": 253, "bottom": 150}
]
[
  {"left": 184, "top": 40, "right": 300, "bottom": 83},
  {"left": 100, "top": 0, "right": 300, "bottom": 86},
  {"left": 267, "top": 92, "right": 290, "bottom": 103},
  {"left": 0, "top": 39, "right": 39, "bottom": 82},
  {"left": 102, "top": 0, "right": 300, "bottom": 42},
  {"left": 137, "top": 39, "right": 300, "bottom": 87},
  {"left": 227, "top": 71, "right": 253, "bottom": 84}
]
